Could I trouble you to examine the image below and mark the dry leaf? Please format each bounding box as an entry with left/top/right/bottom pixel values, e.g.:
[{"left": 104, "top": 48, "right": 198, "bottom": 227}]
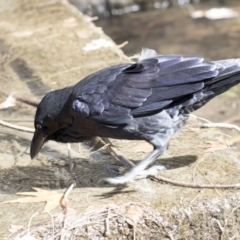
[
  {"left": 2, "top": 187, "right": 63, "bottom": 212},
  {"left": 125, "top": 205, "right": 143, "bottom": 226},
  {"left": 198, "top": 141, "right": 229, "bottom": 153}
]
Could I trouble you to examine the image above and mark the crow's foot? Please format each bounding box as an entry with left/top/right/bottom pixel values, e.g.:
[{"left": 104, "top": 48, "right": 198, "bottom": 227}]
[{"left": 104, "top": 165, "right": 166, "bottom": 185}]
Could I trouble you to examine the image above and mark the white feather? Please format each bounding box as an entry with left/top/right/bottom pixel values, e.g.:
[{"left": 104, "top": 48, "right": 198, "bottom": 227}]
[{"left": 136, "top": 48, "right": 158, "bottom": 61}]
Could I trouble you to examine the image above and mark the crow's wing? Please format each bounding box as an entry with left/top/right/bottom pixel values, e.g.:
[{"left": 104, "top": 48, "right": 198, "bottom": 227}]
[{"left": 71, "top": 54, "right": 239, "bottom": 125}]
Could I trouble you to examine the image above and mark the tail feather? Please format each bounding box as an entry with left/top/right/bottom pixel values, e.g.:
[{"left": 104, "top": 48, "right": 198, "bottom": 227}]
[
  {"left": 214, "top": 59, "right": 240, "bottom": 73},
  {"left": 187, "top": 59, "right": 240, "bottom": 112},
  {"left": 204, "top": 59, "right": 240, "bottom": 88}
]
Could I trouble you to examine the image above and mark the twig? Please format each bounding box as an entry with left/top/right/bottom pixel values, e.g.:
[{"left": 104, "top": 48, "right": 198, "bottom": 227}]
[
  {"left": 60, "top": 144, "right": 76, "bottom": 210},
  {"left": 190, "top": 190, "right": 203, "bottom": 205},
  {"left": 196, "top": 164, "right": 222, "bottom": 197},
  {"left": 109, "top": 143, "right": 135, "bottom": 168},
  {"left": 192, "top": 153, "right": 211, "bottom": 182},
  {"left": 28, "top": 212, "right": 39, "bottom": 235},
  {"left": 63, "top": 144, "right": 76, "bottom": 205},
  {"left": 0, "top": 90, "right": 39, "bottom": 107},
  {"left": 201, "top": 123, "right": 240, "bottom": 132},
  {"left": 67, "top": 143, "right": 75, "bottom": 173},
  {"left": 190, "top": 115, "right": 240, "bottom": 139},
  {"left": 99, "top": 137, "right": 135, "bottom": 168},
  {"left": 221, "top": 204, "right": 240, "bottom": 240},
  {"left": 190, "top": 114, "right": 211, "bottom": 123},
  {"left": 63, "top": 183, "right": 75, "bottom": 203},
  {"left": 150, "top": 175, "right": 240, "bottom": 189},
  {"left": 117, "top": 41, "right": 128, "bottom": 48},
  {"left": 192, "top": 152, "right": 221, "bottom": 196},
  {"left": 0, "top": 119, "right": 34, "bottom": 133},
  {"left": 86, "top": 193, "right": 90, "bottom": 204},
  {"left": 1, "top": 119, "right": 33, "bottom": 122},
  {"left": 89, "top": 143, "right": 110, "bottom": 156},
  {"left": 63, "top": 183, "right": 75, "bottom": 206},
  {"left": 14, "top": 95, "right": 40, "bottom": 107},
  {"left": 213, "top": 218, "right": 225, "bottom": 239},
  {"left": 104, "top": 207, "right": 110, "bottom": 237}
]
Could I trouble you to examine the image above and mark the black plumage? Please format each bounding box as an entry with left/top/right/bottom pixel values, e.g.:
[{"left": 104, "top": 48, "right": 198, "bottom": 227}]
[{"left": 30, "top": 49, "right": 240, "bottom": 184}]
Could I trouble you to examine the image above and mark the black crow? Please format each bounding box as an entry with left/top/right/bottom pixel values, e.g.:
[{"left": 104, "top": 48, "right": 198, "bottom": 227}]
[{"left": 30, "top": 48, "right": 240, "bottom": 184}]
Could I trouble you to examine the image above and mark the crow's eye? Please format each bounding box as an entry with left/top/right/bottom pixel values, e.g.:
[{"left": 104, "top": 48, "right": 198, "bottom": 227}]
[{"left": 36, "top": 124, "right": 42, "bottom": 129}]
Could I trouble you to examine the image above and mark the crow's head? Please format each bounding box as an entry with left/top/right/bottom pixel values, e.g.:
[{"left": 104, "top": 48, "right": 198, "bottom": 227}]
[{"left": 30, "top": 87, "right": 73, "bottom": 159}]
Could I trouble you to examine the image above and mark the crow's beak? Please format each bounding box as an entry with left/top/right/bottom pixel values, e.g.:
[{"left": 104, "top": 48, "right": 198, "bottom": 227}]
[{"left": 30, "top": 129, "right": 47, "bottom": 159}]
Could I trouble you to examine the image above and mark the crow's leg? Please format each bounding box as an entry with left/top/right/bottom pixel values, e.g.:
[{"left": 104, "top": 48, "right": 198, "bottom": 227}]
[
  {"left": 104, "top": 146, "right": 167, "bottom": 184},
  {"left": 104, "top": 134, "right": 170, "bottom": 184},
  {"left": 132, "top": 165, "right": 166, "bottom": 179},
  {"left": 104, "top": 148, "right": 165, "bottom": 184}
]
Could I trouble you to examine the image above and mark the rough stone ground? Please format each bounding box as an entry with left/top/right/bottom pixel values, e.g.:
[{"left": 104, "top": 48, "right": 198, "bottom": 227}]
[{"left": 0, "top": 1, "right": 240, "bottom": 239}]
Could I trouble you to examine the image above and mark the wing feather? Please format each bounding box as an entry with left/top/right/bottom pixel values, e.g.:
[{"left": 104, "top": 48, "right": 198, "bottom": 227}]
[{"left": 71, "top": 52, "right": 223, "bottom": 125}]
